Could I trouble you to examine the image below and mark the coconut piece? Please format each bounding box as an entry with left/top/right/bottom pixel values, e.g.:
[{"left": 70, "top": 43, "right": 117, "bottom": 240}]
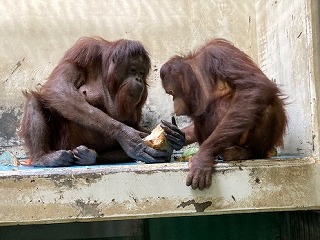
[{"left": 144, "top": 124, "right": 173, "bottom": 155}]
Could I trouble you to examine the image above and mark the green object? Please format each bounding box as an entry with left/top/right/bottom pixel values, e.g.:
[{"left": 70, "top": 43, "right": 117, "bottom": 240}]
[
  {"left": 176, "top": 147, "right": 199, "bottom": 162},
  {"left": 182, "top": 147, "right": 199, "bottom": 157}
]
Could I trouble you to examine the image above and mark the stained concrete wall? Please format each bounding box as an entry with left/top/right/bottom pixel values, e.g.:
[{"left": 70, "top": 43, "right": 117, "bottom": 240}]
[
  {"left": 256, "top": 0, "right": 319, "bottom": 156},
  {"left": 0, "top": 0, "right": 318, "bottom": 158},
  {"left": 1, "top": 157, "right": 320, "bottom": 225}
]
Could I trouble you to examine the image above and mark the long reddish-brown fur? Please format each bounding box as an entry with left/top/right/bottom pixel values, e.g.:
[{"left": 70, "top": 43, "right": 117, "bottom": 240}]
[
  {"left": 161, "top": 38, "right": 287, "bottom": 190},
  {"left": 19, "top": 37, "right": 166, "bottom": 167}
]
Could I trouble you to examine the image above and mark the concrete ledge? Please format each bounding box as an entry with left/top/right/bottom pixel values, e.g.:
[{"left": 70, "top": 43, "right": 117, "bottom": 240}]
[{"left": 0, "top": 157, "right": 319, "bottom": 226}]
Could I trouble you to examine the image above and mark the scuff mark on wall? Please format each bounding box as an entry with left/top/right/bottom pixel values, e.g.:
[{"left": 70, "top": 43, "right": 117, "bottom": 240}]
[
  {"left": 51, "top": 172, "right": 104, "bottom": 188},
  {"left": 74, "top": 199, "right": 103, "bottom": 217},
  {"left": 177, "top": 199, "right": 212, "bottom": 212},
  {"left": 3, "top": 58, "right": 25, "bottom": 83},
  {"left": 0, "top": 106, "right": 25, "bottom": 158},
  {"left": 51, "top": 176, "right": 77, "bottom": 189},
  {"left": 0, "top": 108, "right": 21, "bottom": 142}
]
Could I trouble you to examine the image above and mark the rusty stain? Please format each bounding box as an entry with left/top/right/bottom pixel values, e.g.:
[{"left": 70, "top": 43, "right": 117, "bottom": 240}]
[
  {"left": 177, "top": 200, "right": 212, "bottom": 212},
  {"left": 4, "top": 58, "right": 25, "bottom": 83}
]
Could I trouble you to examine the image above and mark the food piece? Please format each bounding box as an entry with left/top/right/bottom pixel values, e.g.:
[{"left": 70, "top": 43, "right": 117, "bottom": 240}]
[
  {"left": 176, "top": 147, "right": 199, "bottom": 162},
  {"left": 144, "top": 124, "right": 173, "bottom": 154}
]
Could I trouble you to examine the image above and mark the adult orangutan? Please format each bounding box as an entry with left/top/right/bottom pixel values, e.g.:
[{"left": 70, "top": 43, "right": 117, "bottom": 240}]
[
  {"left": 160, "top": 38, "right": 287, "bottom": 190},
  {"left": 19, "top": 37, "right": 184, "bottom": 167}
]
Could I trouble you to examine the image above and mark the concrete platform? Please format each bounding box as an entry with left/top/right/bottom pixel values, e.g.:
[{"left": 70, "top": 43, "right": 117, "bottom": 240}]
[{"left": 0, "top": 157, "right": 319, "bottom": 226}]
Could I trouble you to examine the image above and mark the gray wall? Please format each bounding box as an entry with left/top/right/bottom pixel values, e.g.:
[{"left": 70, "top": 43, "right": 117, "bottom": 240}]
[{"left": 0, "top": 0, "right": 318, "bottom": 158}]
